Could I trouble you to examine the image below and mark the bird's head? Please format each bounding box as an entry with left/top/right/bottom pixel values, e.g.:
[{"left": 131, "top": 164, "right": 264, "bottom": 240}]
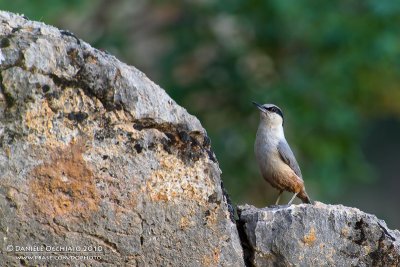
[{"left": 252, "top": 102, "right": 284, "bottom": 128}]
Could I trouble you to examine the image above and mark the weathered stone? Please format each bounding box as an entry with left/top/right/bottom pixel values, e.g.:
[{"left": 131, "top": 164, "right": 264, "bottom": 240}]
[
  {"left": 0, "top": 11, "right": 244, "bottom": 266},
  {"left": 238, "top": 202, "right": 400, "bottom": 267}
]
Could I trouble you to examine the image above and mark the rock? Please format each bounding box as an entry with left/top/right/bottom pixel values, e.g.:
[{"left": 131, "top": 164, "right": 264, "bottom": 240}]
[
  {"left": 0, "top": 11, "right": 244, "bottom": 266},
  {"left": 238, "top": 202, "right": 400, "bottom": 267}
]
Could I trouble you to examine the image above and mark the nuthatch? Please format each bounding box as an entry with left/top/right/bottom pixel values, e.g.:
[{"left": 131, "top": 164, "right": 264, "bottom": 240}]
[{"left": 253, "top": 102, "right": 311, "bottom": 205}]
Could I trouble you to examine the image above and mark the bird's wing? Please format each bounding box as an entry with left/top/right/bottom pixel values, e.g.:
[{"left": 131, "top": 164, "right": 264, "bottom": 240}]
[{"left": 277, "top": 140, "right": 303, "bottom": 178}]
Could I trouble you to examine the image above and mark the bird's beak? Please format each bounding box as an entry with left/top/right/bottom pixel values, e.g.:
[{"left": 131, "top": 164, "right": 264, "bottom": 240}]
[{"left": 252, "top": 101, "right": 266, "bottom": 112}]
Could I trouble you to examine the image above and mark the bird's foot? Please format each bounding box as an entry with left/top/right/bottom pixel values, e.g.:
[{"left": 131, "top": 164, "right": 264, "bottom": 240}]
[{"left": 287, "top": 192, "right": 298, "bottom": 205}]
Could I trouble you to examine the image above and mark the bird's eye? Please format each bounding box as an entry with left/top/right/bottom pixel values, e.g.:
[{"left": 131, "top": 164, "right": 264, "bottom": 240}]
[{"left": 270, "top": 107, "right": 276, "bottom": 112}]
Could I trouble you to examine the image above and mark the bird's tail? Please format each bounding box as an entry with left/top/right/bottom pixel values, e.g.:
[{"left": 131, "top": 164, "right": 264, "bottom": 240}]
[{"left": 299, "top": 190, "right": 313, "bottom": 204}]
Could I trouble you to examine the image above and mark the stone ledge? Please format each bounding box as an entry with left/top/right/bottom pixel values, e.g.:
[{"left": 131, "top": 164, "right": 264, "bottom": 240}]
[{"left": 237, "top": 202, "right": 400, "bottom": 266}]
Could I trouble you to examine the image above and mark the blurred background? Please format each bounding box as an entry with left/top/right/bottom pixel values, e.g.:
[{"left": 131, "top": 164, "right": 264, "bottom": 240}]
[{"left": 2, "top": 0, "right": 399, "bottom": 228}]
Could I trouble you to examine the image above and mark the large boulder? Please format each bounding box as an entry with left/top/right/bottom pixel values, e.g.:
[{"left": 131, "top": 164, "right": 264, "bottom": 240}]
[
  {"left": 0, "top": 11, "right": 243, "bottom": 266},
  {"left": 238, "top": 202, "right": 400, "bottom": 266}
]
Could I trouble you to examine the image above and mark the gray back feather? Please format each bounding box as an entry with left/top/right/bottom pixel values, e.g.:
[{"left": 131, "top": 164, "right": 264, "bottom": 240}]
[{"left": 278, "top": 140, "right": 302, "bottom": 178}]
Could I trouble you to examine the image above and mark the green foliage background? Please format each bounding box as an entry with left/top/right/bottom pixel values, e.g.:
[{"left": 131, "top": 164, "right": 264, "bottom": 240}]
[{"left": 2, "top": 0, "right": 400, "bottom": 227}]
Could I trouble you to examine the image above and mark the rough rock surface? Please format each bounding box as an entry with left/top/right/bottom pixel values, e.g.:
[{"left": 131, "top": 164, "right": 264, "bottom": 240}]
[
  {"left": 238, "top": 202, "right": 400, "bottom": 267},
  {"left": 0, "top": 11, "right": 243, "bottom": 266}
]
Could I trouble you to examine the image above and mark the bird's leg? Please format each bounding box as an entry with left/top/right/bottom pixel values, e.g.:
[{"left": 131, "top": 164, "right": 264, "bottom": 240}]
[
  {"left": 275, "top": 190, "right": 283, "bottom": 205},
  {"left": 287, "top": 192, "right": 298, "bottom": 205}
]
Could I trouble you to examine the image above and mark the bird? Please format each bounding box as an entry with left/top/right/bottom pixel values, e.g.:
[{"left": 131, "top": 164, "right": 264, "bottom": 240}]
[{"left": 253, "top": 101, "right": 311, "bottom": 205}]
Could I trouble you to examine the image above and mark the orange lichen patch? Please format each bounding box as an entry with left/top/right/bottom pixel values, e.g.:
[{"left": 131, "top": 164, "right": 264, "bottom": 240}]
[
  {"left": 151, "top": 191, "right": 169, "bottom": 202},
  {"left": 25, "top": 100, "right": 55, "bottom": 139},
  {"left": 204, "top": 206, "right": 219, "bottom": 227},
  {"left": 5, "top": 147, "right": 11, "bottom": 158},
  {"left": 302, "top": 227, "right": 317, "bottom": 246},
  {"left": 147, "top": 149, "right": 215, "bottom": 204},
  {"left": 86, "top": 54, "right": 98, "bottom": 64},
  {"left": 201, "top": 247, "right": 221, "bottom": 267},
  {"left": 24, "top": 87, "right": 102, "bottom": 145},
  {"left": 340, "top": 226, "right": 350, "bottom": 237},
  {"left": 29, "top": 139, "right": 99, "bottom": 219},
  {"left": 179, "top": 216, "right": 191, "bottom": 230}
]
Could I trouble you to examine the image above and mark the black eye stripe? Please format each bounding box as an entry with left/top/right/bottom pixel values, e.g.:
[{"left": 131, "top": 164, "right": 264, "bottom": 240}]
[{"left": 266, "top": 106, "right": 284, "bottom": 119}]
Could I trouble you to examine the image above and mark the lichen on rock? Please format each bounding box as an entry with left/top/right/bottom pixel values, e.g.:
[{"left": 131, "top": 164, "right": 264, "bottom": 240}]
[
  {"left": 238, "top": 202, "right": 400, "bottom": 266},
  {"left": 0, "top": 11, "right": 243, "bottom": 266}
]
